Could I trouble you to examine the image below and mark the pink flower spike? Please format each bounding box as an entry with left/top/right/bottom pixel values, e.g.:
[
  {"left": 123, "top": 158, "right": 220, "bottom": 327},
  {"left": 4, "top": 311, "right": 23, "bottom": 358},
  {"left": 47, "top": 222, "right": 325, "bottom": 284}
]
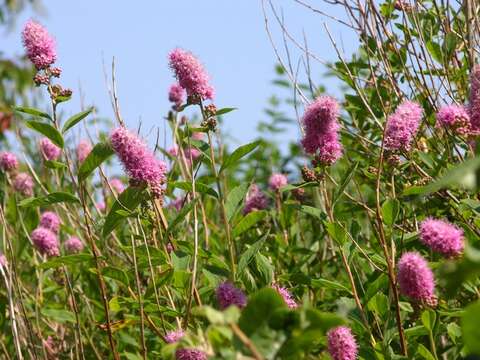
[
  {"left": 77, "top": 140, "right": 92, "bottom": 163},
  {"left": 384, "top": 100, "right": 423, "bottom": 152},
  {"left": 268, "top": 173, "right": 288, "bottom": 191},
  {"left": 31, "top": 227, "right": 59, "bottom": 257},
  {"left": 64, "top": 237, "right": 84, "bottom": 253},
  {"left": 0, "top": 152, "right": 18, "bottom": 172},
  {"left": 216, "top": 282, "right": 247, "bottom": 310},
  {"left": 175, "top": 348, "right": 207, "bottom": 360},
  {"left": 22, "top": 20, "right": 56, "bottom": 69},
  {"left": 327, "top": 326, "right": 358, "bottom": 360},
  {"left": 168, "top": 48, "right": 214, "bottom": 100},
  {"left": 436, "top": 105, "right": 471, "bottom": 135},
  {"left": 164, "top": 329, "right": 185, "bottom": 344},
  {"left": 272, "top": 284, "right": 298, "bottom": 309},
  {"left": 13, "top": 172, "right": 34, "bottom": 196},
  {"left": 168, "top": 83, "right": 185, "bottom": 107},
  {"left": 397, "top": 252, "right": 435, "bottom": 302},
  {"left": 243, "top": 184, "right": 268, "bottom": 214},
  {"left": 40, "top": 211, "right": 61, "bottom": 234},
  {"left": 468, "top": 65, "right": 480, "bottom": 134},
  {"left": 110, "top": 127, "right": 167, "bottom": 198},
  {"left": 40, "top": 138, "right": 61, "bottom": 161},
  {"left": 301, "top": 96, "right": 342, "bottom": 166},
  {"left": 420, "top": 218, "right": 464, "bottom": 257}
]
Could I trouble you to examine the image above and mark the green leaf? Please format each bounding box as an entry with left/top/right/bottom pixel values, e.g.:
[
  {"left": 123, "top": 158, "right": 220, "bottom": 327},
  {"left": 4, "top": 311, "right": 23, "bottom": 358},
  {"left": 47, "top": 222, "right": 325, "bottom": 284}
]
[
  {"left": 19, "top": 192, "right": 80, "bottom": 208},
  {"left": 417, "top": 344, "right": 436, "bottom": 360},
  {"left": 38, "top": 254, "right": 94, "bottom": 270},
  {"left": 325, "top": 222, "right": 347, "bottom": 245},
  {"left": 25, "top": 120, "right": 64, "bottom": 148},
  {"left": 238, "top": 288, "right": 287, "bottom": 336},
  {"left": 41, "top": 308, "right": 76, "bottom": 323},
  {"left": 426, "top": 41, "right": 442, "bottom": 63},
  {"left": 462, "top": 300, "right": 480, "bottom": 354},
  {"left": 238, "top": 233, "right": 268, "bottom": 275},
  {"left": 367, "top": 293, "right": 389, "bottom": 316},
  {"left": 102, "top": 266, "right": 130, "bottom": 286},
  {"left": 403, "top": 156, "right": 480, "bottom": 196},
  {"left": 78, "top": 142, "right": 114, "bottom": 181},
  {"left": 220, "top": 140, "right": 261, "bottom": 173},
  {"left": 381, "top": 198, "right": 400, "bottom": 225},
  {"left": 225, "top": 183, "right": 249, "bottom": 221},
  {"left": 232, "top": 210, "right": 267, "bottom": 237},
  {"left": 102, "top": 186, "right": 146, "bottom": 237},
  {"left": 215, "top": 107, "right": 237, "bottom": 116},
  {"left": 421, "top": 309, "right": 436, "bottom": 331},
  {"left": 332, "top": 161, "right": 358, "bottom": 205},
  {"left": 62, "top": 107, "right": 93, "bottom": 133},
  {"left": 44, "top": 160, "right": 67, "bottom": 170},
  {"left": 311, "top": 278, "right": 352, "bottom": 294},
  {"left": 166, "top": 199, "right": 197, "bottom": 237},
  {"left": 14, "top": 106, "right": 51, "bottom": 120},
  {"left": 172, "top": 181, "right": 218, "bottom": 198}
]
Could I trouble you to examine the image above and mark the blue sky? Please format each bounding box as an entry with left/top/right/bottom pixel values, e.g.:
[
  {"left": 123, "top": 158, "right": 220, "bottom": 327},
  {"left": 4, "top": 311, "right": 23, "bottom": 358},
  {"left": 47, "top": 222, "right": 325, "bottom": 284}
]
[{"left": 3, "top": 1, "right": 354, "bottom": 148}]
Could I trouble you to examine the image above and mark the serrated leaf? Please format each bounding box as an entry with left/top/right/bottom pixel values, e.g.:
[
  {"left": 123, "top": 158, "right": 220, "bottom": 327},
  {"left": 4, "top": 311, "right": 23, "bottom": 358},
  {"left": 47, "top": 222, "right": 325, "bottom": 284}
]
[
  {"left": 220, "top": 140, "right": 261, "bottom": 173},
  {"left": 25, "top": 120, "right": 64, "bottom": 148},
  {"left": 232, "top": 210, "right": 267, "bottom": 237},
  {"left": 62, "top": 107, "right": 93, "bottom": 133},
  {"left": 103, "top": 186, "right": 146, "bottom": 237},
  {"left": 19, "top": 192, "right": 80, "bottom": 207},
  {"left": 238, "top": 233, "right": 268, "bottom": 274},
  {"left": 14, "top": 106, "right": 51, "bottom": 120},
  {"left": 78, "top": 142, "right": 114, "bottom": 181}
]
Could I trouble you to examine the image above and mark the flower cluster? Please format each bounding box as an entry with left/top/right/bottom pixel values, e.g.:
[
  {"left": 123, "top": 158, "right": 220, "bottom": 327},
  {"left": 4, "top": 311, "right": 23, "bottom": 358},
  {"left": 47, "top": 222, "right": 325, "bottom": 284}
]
[
  {"left": 168, "top": 83, "right": 185, "bottom": 108},
  {"left": 164, "top": 329, "right": 185, "bottom": 344},
  {"left": 13, "top": 172, "right": 34, "bottom": 196},
  {"left": 22, "top": 20, "right": 56, "bottom": 69},
  {"left": 272, "top": 284, "right": 298, "bottom": 309},
  {"left": 175, "top": 349, "right": 207, "bottom": 360},
  {"left": 40, "top": 138, "right": 61, "bottom": 161},
  {"left": 110, "top": 127, "right": 167, "bottom": 198},
  {"left": 77, "top": 140, "right": 92, "bottom": 163},
  {"left": 384, "top": 100, "right": 423, "bottom": 152},
  {"left": 168, "top": 48, "right": 214, "bottom": 100},
  {"left": 327, "top": 326, "right": 358, "bottom": 360},
  {"left": 31, "top": 227, "right": 59, "bottom": 257},
  {"left": 0, "top": 152, "right": 18, "bottom": 172},
  {"left": 64, "top": 236, "right": 84, "bottom": 253},
  {"left": 216, "top": 282, "right": 247, "bottom": 310},
  {"left": 468, "top": 65, "right": 480, "bottom": 134},
  {"left": 397, "top": 252, "right": 435, "bottom": 302},
  {"left": 301, "top": 96, "right": 342, "bottom": 166},
  {"left": 268, "top": 173, "right": 288, "bottom": 191},
  {"left": 40, "top": 211, "right": 61, "bottom": 233},
  {"left": 436, "top": 105, "right": 471, "bottom": 135},
  {"left": 243, "top": 184, "right": 268, "bottom": 214},
  {"left": 420, "top": 218, "right": 464, "bottom": 257},
  {"left": 109, "top": 178, "right": 125, "bottom": 194}
]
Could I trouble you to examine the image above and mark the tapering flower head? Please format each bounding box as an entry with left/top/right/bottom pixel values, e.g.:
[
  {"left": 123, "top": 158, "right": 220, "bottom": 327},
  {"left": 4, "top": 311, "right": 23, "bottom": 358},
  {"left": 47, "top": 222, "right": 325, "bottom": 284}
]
[
  {"left": 268, "top": 173, "right": 288, "bottom": 191},
  {"left": 110, "top": 127, "right": 168, "bottom": 198},
  {"left": 216, "top": 282, "right": 247, "bottom": 310},
  {"left": 301, "top": 96, "right": 342, "bottom": 166},
  {"left": 76, "top": 140, "right": 92, "bottom": 163},
  {"left": 109, "top": 178, "right": 125, "bottom": 194},
  {"left": 40, "top": 211, "right": 61, "bottom": 234},
  {"left": 436, "top": 105, "right": 471, "bottom": 135},
  {"left": 272, "top": 284, "right": 298, "bottom": 309},
  {"left": 243, "top": 184, "right": 268, "bottom": 214},
  {"left": 40, "top": 138, "right": 61, "bottom": 161},
  {"left": 164, "top": 329, "right": 185, "bottom": 343},
  {"left": 31, "top": 227, "right": 59, "bottom": 257},
  {"left": 468, "top": 65, "right": 480, "bottom": 134},
  {"left": 384, "top": 100, "right": 423, "bottom": 152},
  {"left": 22, "top": 20, "right": 56, "bottom": 69},
  {"left": 168, "top": 48, "right": 214, "bottom": 100},
  {"left": 64, "top": 236, "right": 84, "bottom": 253},
  {"left": 168, "top": 83, "right": 185, "bottom": 107},
  {"left": 420, "top": 218, "right": 464, "bottom": 257},
  {"left": 327, "top": 326, "right": 358, "bottom": 360},
  {"left": 397, "top": 252, "right": 435, "bottom": 302},
  {"left": 13, "top": 172, "right": 34, "bottom": 196},
  {"left": 0, "top": 152, "right": 18, "bottom": 172},
  {"left": 175, "top": 348, "right": 207, "bottom": 360}
]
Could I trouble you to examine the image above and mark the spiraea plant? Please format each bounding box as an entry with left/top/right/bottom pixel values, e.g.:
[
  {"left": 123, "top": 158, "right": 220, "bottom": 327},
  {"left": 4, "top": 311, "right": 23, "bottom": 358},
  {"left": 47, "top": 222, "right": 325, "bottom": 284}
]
[{"left": 0, "top": 1, "right": 480, "bottom": 359}]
